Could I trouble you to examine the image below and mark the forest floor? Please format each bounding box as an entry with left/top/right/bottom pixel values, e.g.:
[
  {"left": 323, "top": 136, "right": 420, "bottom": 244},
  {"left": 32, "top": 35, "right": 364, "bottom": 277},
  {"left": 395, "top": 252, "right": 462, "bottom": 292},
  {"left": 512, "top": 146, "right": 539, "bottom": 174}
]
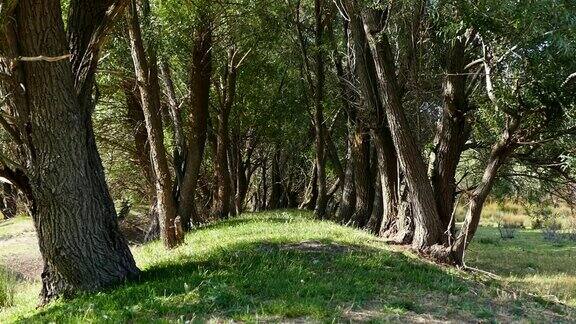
[{"left": 0, "top": 210, "right": 575, "bottom": 322}]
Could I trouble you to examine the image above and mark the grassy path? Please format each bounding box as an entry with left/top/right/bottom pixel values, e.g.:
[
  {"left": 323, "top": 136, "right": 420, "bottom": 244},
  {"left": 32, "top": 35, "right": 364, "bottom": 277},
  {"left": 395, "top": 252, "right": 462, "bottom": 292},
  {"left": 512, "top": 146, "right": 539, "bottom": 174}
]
[{"left": 0, "top": 211, "right": 574, "bottom": 322}]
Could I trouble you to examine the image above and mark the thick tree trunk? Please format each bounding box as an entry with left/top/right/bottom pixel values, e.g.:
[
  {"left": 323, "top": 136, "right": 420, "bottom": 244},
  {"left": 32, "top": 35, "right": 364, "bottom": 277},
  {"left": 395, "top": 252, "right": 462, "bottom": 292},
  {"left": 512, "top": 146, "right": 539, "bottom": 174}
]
[
  {"left": 394, "top": 183, "right": 415, "bottom": 244},
  {"left": 343, "top": 1, "right": 398, "bottom": 232},
  {"left": 235, "top": 161, "right": 248, "bottom": 213},
  {"left": 362, "top": 8, "right": 443, "bottom": 249},
  {"left": 372, "top": 128, "right": 399, "bottom": 237},
  {"left": 127, "top": 0, "right": 182, "bottom": 248},
  {"left": 367, "top": 165, "right": 383, "bottom": 234},
  {"left": 337, "top": 131, "right": 356, "bottom": 223},
  {"left": 429, "top": 33, "right": 473, "bottom": 237},
  {"left": 178, "top": 13, "right": 212, "bottom": 226},
  {"left": 14, "top": 0, "right": 138, "bottom": 302},
  {"left": 351, "top": 125, "right": 373, "bottom": 227}
]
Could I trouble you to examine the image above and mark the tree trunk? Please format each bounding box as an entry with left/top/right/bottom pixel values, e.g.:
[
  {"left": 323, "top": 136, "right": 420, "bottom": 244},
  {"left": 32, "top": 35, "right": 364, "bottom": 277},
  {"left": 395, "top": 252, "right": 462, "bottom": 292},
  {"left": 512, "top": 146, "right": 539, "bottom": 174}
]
[
  {"left": 337, "top": 130, "right": 356, "bottom": 223},
  {"left": 366, "top": 165, "right": 383, "bottom": 234},
  {"left": 268, "top": 147, "right": 285, "bottom": 209},
  {"left": 299, "top": 162, "right": 318, "bottom": 210},
  {"left": 372, "top": 128, "right": 399, "bottom": 237},
  {"left": 123, "top": 82, "right": 158, "bottom": 240},
  {"left": 127, "top": 0, "right": 182, "bottom": 248},
  {"left": 14, "top": 0, "right": 138, "bottom": 302},
  {"left": 159, "top": 61, "right": 189, "bottom": 229},
  {"left": 213, "top": 106, "right": 232, "bottom": 219},
  {"left": 449, "top": 118, "right": 518, "bottom": 264},
  {"left": 429, "top": 32, "right": 473, "bottom": 237},
  {"left": 312, "top": 0, "right": 328, "bottom": 219},
  {"left": 235, "top": 161, "right": 248, "bottom": 213},
  {"left": 394, "top": 182, "right": 415, "bottom": 244},
  {"left": 260, "top": 156, "right": 268, "bottom": 210},
  {"left": 351, "top": 124, "right": 373, "bottom": 227},
  {"left": 212, "top": 48, "right": 241, "bottom": 219},
  {"left": 362, "top": 8, "right": 443, "bottom": 249},
  {"left": 178, "top": 12, "right": 212, "bottom": 226}
]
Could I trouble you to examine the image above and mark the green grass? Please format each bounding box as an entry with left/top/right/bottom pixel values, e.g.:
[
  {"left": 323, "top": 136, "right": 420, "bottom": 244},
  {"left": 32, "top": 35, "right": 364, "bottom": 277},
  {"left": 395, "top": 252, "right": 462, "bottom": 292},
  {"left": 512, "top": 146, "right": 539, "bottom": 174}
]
[
  {"left": 467, "top": 227, "right": 576, "bottom": 307},
  {"left": 0, "top": 268, "right": 17, "bottom": 307},
  {"left": 0, "top": 210, "right": 574, "bottom": 322}
]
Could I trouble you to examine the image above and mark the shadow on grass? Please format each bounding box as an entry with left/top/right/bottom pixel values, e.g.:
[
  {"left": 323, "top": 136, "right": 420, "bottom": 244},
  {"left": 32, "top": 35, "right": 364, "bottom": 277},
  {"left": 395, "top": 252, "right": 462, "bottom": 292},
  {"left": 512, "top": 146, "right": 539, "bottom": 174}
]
[{"left": 19, "top": 238, "right": 574, "bottom": 322}]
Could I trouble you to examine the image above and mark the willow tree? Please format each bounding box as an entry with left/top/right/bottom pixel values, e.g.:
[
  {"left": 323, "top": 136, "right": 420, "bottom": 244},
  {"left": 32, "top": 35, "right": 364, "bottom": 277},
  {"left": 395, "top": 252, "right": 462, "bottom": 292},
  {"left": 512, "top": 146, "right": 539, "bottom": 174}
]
[
  {"left": 0, "top": 0, "right": 138, "bottom": 301},
  {"left": 339, "top": 0, "right": 576, "bottom": 263}
]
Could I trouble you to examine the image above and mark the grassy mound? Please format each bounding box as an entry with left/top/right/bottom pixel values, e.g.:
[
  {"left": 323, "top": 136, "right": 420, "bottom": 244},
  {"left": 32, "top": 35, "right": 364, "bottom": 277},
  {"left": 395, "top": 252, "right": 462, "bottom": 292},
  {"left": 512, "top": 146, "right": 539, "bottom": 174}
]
[{"left": 1, "top": 211, "right": 574, "bottom": 322}]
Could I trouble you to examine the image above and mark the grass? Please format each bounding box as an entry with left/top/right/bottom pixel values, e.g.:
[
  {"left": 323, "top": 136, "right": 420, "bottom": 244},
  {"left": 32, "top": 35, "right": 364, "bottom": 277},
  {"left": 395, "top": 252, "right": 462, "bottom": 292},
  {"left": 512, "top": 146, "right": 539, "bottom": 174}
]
[
  {"left": 0, "top": 211, "right": 576, "bottom": 323},
  {"left": 0, "top": 268, "right": 17, "bottom": 307},
  {"left": 0, "top": 210, "right": 574, "bottom": 323},
  {"left": 466, "top": 227, "right": 576, "bottom": 307}
]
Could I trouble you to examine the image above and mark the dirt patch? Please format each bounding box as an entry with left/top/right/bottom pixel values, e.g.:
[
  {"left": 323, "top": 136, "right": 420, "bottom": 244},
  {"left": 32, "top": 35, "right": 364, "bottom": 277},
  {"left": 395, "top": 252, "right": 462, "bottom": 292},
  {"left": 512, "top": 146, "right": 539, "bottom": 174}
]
[{"left": 0, "top": 231, "right": 42, "bottom": 281}]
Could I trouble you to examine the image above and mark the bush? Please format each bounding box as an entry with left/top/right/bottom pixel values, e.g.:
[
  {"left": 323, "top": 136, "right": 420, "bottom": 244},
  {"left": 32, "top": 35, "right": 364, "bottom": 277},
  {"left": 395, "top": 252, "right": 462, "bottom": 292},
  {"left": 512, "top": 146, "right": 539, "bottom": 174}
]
[
  {"left": 0, "top": 268, "right": 16, "bottom": 307},
  {"left": 498, "top": 221, "right": 522, "bottom": 239},
  {"left": 542, "top": 219, "right": 563, "bottom": 243}
]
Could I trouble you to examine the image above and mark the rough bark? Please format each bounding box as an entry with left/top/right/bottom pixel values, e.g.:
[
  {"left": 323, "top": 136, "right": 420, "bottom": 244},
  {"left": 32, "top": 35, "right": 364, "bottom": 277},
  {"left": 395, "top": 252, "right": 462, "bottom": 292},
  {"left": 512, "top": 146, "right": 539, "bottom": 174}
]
[
  {"left": 361, "top": 8, "right": 443, "bottom": 249},
  {"left": 429, "top": 33, "right": 473, "bottom": 237},
  {"left": 127, "top": 0, "right": 182, "bottom": 248},
  {"left": 13, "top": 0, "right": 138, "bottom": 302},
  {"left": 367, "top": 163, "right": 383, "bottom": 234},
  {"left": 178, "top": 12, "right": 212, "bottom": 226},
  {"left": 336, "top": 130, "right": 356, "bottom": 223},
  {"left": 342, "top": 1, "right": 398, "bottom": 233},
  {"left": 212, "top": 49, "right": 240, "bottom": 219},
  {"left": 372, "top": 128, "right": 399, "bottom": 236},
  {"left": 350, "top": 124, "right": 373, "bottom": 227}
]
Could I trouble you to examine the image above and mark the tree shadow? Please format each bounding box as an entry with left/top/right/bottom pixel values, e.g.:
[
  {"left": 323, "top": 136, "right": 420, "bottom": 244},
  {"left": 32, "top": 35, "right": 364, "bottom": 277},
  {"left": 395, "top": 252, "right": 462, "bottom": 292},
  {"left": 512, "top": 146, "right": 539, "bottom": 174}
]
[{"left": 20, "top": 238, "right": 574, "bottom": 322}]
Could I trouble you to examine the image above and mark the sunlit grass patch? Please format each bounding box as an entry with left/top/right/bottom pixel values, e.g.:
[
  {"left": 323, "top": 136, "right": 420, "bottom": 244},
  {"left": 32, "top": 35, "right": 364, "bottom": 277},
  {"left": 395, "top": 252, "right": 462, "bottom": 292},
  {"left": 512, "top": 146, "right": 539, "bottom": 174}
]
[
  {"left": 0, "top": 210, "right": 573, "bottom": 323},
  {"left": 468, "top": 226, "right": 576, "bottom": 307}
]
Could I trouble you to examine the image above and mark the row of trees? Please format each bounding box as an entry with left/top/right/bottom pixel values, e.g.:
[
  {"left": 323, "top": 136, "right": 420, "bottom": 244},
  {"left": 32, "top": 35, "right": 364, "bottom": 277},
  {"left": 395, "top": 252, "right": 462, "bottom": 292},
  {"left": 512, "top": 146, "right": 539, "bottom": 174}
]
[{"left": 0, "top": 0, "right": 574, "bottom": 301}]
